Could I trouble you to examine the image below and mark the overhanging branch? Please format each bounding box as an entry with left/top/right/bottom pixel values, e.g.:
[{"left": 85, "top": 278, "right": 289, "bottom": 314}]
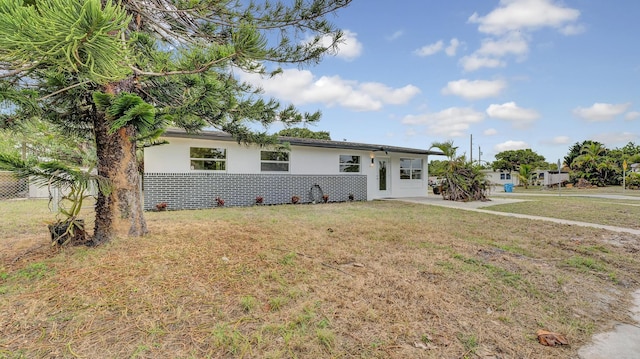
[{"left": 129, "top": 53, "right": 236, "bottom": 77}]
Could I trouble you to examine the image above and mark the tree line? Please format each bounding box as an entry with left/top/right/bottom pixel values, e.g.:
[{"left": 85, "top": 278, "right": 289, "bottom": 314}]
[{"left": 430, "top": 141, "right": 640, "bottom": 189}]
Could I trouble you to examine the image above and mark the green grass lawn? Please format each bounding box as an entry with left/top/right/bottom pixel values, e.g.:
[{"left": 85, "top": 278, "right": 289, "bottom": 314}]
[
  {"left": 486, "top": 195, "right": 640, "bottom": 229},
  {"left": 502, "top": 185, "right": 640, "bottom": 197},
  {"left": 1, "top": 199, "right": 640, "bottom": 358}
]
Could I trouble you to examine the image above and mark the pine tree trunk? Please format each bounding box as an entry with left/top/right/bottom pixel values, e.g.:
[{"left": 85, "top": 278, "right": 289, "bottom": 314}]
[{"left": 91, "top": 108, "right": 147, "bottom": 245}]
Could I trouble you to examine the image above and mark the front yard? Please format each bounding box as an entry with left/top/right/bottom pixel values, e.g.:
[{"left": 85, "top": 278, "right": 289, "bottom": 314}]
[{"left": 1, "top": 199, "right": 640, "bottom": 358}]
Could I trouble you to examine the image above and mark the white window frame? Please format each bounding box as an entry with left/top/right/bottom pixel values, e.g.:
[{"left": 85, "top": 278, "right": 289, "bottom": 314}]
[
  {"left": 190, "top": 147, "right": 226, "bottom": 171},
  {"left": 339, "top": 155, "right": 361, "bottom": 173},
  {"left": 400, "top": 158, "right": 423, "bottom": 180},
  {"left": 260, "top": 150, "right": 290, "bottom": 172}
]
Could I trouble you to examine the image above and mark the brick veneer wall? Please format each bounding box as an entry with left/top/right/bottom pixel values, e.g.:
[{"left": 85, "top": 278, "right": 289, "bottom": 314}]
[{"left": 143, "top": 173, "right": 368, "bottom": 210}]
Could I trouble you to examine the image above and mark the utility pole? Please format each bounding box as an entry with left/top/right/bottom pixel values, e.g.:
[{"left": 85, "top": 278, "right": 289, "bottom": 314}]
[{"left": 478, "top": 146, "right": 482, "bottom": 165}]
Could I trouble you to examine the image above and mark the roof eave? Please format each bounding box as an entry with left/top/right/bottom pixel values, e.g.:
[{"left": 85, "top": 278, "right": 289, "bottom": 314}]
[{"left": 162, "top": 129, "right": 444, "bottom": 156}]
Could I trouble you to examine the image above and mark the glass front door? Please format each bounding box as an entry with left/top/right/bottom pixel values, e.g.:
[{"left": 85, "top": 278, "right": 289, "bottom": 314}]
[{"left": 378, "top": 158, "right": 390, "bottom": 195}]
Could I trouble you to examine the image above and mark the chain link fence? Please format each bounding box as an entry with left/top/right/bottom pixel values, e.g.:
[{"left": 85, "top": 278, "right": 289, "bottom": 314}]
[{"left": 0, "top": 171, "right": 29, "bottom": 199}]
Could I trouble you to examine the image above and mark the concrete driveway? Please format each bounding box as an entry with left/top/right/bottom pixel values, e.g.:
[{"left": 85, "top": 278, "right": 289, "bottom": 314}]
[{"left": 391, "top": 194, "right": 527, "bottom": 209}]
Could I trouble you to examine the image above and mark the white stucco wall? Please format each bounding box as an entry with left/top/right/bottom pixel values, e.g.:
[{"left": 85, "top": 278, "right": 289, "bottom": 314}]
[{"left": 144, "top": 136, "right": 430, "bottom": 199}]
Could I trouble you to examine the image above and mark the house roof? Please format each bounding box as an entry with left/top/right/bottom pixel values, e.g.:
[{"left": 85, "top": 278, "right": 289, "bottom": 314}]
[{"left": 163, "top": 129, "right": 444, "bottom": 156}]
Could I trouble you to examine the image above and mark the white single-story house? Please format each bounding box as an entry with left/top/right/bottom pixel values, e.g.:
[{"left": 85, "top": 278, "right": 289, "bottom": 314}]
[
  {"left": 482, "top": 170, "right": 520, "bottom": 189},
  {"left": 143, "top": 129, "right": 443, "bottom": 210},
  {"left": 482, "top": 169, "right": 570, "bottom": 191}
]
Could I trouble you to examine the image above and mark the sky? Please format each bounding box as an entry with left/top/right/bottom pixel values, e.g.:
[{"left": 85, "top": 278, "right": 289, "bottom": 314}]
[{"left": 240, "top": 0, "right": 640, "bottom": 164}]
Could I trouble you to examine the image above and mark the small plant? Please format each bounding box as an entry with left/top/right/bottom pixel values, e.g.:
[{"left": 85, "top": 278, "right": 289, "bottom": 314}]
[
  {"left": 457, "top": 332, "right": 479, "bottom": 353},
  {"left": 240, "top": 295, "right": 257, "bottom": 312},
  {"left": 255, "top": 195, "right": 264, "bottom": 204},
  {"left": 279, "top": 252, "right": 296, "bottom": 265},
  {"left": 268, "top": 296, "right": 288, "bottom": 311},
  {"left": 0, "top": 153, "right": 110, "bottom": 246},
  {"left": 155, "top": 202, "right": 167, "bottom": 211},
  {"left": 17, "top": 262, "right": 51, "bottom": 280},
  {"left": 316, "top": 328, "right": 335, "bottom": 348},
  {"left": 348, "top": 193, "right": 355, "bottom": 201},
  {"left": 291, "top": 195, "right": 300, "bottom": 204},
  {"left": 322, "top": 194, "right": 329, "bottom": 203},
  {"left": 215, "top": 197, "right": 225, "bottom": 207}
]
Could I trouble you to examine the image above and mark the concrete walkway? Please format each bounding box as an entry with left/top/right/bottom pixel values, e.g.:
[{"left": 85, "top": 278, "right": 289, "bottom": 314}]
[
  {"left": 389, "top": 195, "right": 640, "bottom": 358},
  {"left": 578, "top": 290, "right": 640, "bottom": 359}
]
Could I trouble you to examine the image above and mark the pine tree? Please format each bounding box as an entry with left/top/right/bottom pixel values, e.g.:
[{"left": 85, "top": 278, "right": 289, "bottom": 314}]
[{"left": 0, "top": 0, "right": 352, "bottom": 245}]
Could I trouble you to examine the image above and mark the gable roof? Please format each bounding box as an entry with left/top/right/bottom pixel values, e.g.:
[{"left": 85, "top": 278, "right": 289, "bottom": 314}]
[{"left": 163, "top": 129, "right": 444, "bottom": 156}]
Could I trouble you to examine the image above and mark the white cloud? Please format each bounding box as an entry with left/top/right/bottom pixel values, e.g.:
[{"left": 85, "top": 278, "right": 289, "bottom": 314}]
[
  {"left": 541, "top": 135, "right": 570, "bottom": 145},
  {"left": 486, "top": 102, "right": 540, "bottom": 127},
  {"left": 401, "top": 107, "right": 485, "bottom": 137},
  {"left": 240, "top": 69, "right": 420, "bottom": 112},
  {"left": 572, "top": 102, "right": 632, "bottom": 122},
  {"left": 386, "top": 30, "right": 404, "bottom": 41},
  {"left": 459, "top": 55, "right": 505, "bottom": 72},
  {"left": 592, "top": 132, "right": 638, "bottom": 146},
  {"left": 312, "top": 30, "right": 363, "bottom": 61},
  {"left": 334, "top": 30, "right": 363, "bottom": 61},
  {"left": 463, "top": 0, "right": 583, "bottom": 72},
  {"left": 468, "top": 0, "right": 581, "bottom": 36},
  {"left": 494, "top": 140, "right": 530, "bottom": 152},
  {"left": 459, "top": 33, "right": 528, "bottom": 72},
  {"left": 625, "top": 111, "right": 640, "bottom": 121},
  {"left": 415, "top": 40, "right": 444, "bottom": 57},
  {"left": 445, "top": 38, "right": 461, "bottom": 56},
  {"left": 560, "top": 24, "right": 586, "bottom": 36},
  {"left": 484, "top": 128, "right": 498, "bottom": 136},
  {"left": 358, "top": 82, "right": 422, "bottom": 105},
  {"left": 476, "top": 32, "right": 529, "bottom": 58},
  {"left": 442, "top": 79, "right": 507, "bottom": 100},
  {"left": 552, "top": 136, "right": 570, "bottom": 144}
]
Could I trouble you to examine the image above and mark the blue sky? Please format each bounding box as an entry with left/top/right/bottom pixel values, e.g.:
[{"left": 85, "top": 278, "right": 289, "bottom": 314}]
[{"left": 242, "top": 0, "right": 640, "bottom": 164}]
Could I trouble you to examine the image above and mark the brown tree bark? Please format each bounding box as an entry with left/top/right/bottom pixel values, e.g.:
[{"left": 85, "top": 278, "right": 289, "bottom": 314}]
[{"left": 91, "top": 83, "right": 147, "bottom": 245}]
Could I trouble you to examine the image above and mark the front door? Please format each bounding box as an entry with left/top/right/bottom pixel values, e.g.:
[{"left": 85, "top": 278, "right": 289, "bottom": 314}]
[{"left": 377, "top": 158, "right": 390, "bottom": 196}]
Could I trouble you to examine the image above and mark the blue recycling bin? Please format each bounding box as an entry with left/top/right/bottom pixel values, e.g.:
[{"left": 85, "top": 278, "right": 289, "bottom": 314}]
[{"left": 504, "top": 183, "right": 513, "bottom": 193}]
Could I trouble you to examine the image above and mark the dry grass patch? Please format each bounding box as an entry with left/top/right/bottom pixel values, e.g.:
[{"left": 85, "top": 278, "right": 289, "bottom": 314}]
[{"left": 1, "top": 201, "right": 640, "bottom": 358}]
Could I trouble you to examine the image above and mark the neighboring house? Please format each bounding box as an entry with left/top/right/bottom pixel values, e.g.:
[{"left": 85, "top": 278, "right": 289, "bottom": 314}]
[
  {"left": 631, "top": 163, "right": 639, "bottom": 173},
  {"left": 532, "top": 170, "right": 570, "bottom": 187},
  {"left": 482, "top": 169, "right": 569, "bottom": 191},
  {"left": 143, "top": 129, "right": 443, "bottom": 210},
  {"left": 482, "top": 170, "right": 520, "bottom": 189}
]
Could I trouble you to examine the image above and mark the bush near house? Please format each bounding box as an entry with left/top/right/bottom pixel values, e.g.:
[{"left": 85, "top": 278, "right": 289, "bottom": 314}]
[{"left": 626, "top": 172, "right": 640, "bottom": 189}]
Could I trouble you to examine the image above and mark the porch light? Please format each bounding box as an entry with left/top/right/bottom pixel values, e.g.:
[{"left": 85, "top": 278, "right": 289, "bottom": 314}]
[{"left": 370, "top": 152, "right": 375, "bottom": 167}]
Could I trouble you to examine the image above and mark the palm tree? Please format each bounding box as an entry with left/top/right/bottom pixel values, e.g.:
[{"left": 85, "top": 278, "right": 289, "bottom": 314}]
[
  {"left": 429, "top": 140, "right": 489, "bottom": 201},
  {"left": 572, "top": 142, "right": 609, "bottom": 186},
  {"left": 430, "top": 140, "right": 458, "bottom": 161},
  {"left": 518, "top": 164, "right": 533, "bottom": 189},
  {"left": 0, "top": 153, "right": 110, "bottom": 245}
]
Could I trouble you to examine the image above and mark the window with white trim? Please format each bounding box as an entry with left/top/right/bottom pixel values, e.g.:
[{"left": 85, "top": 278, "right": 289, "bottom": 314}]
[
  {"left": 260, "top": 151, "right": 289, "bottom": 172},
  {"left": 339, "top": 155, "right": 361, "bottom": 173},
  {"left": 500, "top": 173, "right": 511, "bottom": 180},
  {"left": 400, "top": 158, "right": 422, "bottom": 179},
  {"left": 190, "top": 147, "right": 226, "bottom": 170}
]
